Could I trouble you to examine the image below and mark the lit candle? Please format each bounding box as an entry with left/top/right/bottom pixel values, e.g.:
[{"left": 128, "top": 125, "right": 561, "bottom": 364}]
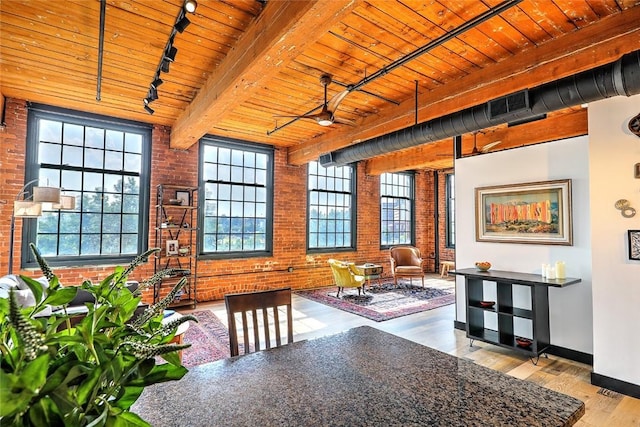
[
  {"left": 548, "top": 266, "right": 556, "bottom": 280},
  {"left": 541, "top": 263, "right": 548, "bottom": 278},
  {"left": 555, "top": 261, "right": 566, "bottom": 279}
]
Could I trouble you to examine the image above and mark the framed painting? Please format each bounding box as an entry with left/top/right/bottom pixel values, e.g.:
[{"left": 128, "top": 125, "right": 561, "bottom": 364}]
[
  {"left": 166, "top": 239, "right": 179, "bottom": 256},
  {"left": 629, "top": 230, "right": 640, "bottom": 260},
  {"left": 475, "top": 179, "right": 572, "bottom": 245},
  {"left": 176, "top": 190, "right": 190, "bottom": 206}
]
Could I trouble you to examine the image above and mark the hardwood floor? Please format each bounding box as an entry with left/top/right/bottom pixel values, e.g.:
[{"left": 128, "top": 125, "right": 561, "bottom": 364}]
[{"left": 186, "top": 284, "right": 640, "bottom": 426}]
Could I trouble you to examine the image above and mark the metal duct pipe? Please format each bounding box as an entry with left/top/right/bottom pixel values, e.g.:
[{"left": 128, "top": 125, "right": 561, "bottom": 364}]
[{"left": 322, "top": 49, "right": 640, "bottom": 166}]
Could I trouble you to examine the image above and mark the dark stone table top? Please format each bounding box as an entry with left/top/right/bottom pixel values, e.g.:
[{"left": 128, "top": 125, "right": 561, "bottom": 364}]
[{"left": 133, "top": 326, "right": 584, "bottom": 426}]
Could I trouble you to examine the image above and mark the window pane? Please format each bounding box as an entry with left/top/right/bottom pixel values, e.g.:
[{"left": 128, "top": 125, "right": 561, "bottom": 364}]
[
  {"left": 85, "top": 148, "right": 104, "bottom": 169},
  {"left": 380, "top": 172, "right": 413, "bottom": 247},
  {"left": 39, "top": 143, "right": 61, "bottom": 164},
  {"left": 106, "top": 130, "right": 124, "bottom": 150},
  {"left": 63, "top": 124, "right": 83, "bottom": 146},
  {"left": 105, "top": 151, "right": 123, "bottom": 170},
  {"left": 40, "top": 119, "right": 62, "bottom": 143},
  {"left": 62, "top": 145, "right": 83, "bottom": 167},
  {"left": 27, "top": 109, "right": 149, "bottom": 265},
  {"left": 307, "top": 161, "right": 354, "bottom": 250},
  {"left": 125, "top": 133, "right": 142, "bottom": 153},
  {"left": 86, "top": 127, "right": 104, "bottom": 149},
  {"left": 124, "top": 153, "right": 141, "bottom": 172},
  {"left": 201, "top": 138, "right": 272, "bottom": 255},
  {"left": 59, "top": 234, "right": 80, "bottom": 256}
]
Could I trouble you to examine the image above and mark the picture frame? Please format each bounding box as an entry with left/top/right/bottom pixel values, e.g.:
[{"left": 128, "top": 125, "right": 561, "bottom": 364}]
[
  {"left": 475, "top": 179, "right": 573, "bottom": 245},
  {"left": 166, "top": 239, "right": 179, "bottom": 256},
  {"left": 175, "top": 190, "right": 190, "bottom": 206},
  {"left": 629, "top": 230, "right": 640, "bottom": 260}
]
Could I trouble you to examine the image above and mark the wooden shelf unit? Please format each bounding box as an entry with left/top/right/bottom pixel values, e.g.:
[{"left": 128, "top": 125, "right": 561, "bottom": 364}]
[
  {"left": 154, "top": 184, "right": 198, "bottom": 309},
  {"left": 453, "top": 268, "right": 581, "bottom": 357}
]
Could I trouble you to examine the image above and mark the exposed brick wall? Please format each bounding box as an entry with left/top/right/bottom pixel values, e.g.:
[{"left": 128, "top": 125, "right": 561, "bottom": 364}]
[
  {"left": 0, "top": 99, "right": 29, "bottom": 274},
  {"left": 0, "top": 98, "right": 454, "bottom": 304},
  {"left": 416, "top": 170, "right": 437, "bottom": 273},
  {"left": 437, "top": 169, "right": 456, "bottom": 269}
]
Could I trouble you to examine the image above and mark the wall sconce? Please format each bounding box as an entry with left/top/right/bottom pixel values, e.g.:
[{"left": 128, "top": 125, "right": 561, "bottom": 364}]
[
  {"left": 142, "top": 0, "right": 197, "bottom": 114},
  {"left": 614, "top": 199, "right": 636, "bottom": 219},
  {"left": 9, "top": 179, "right": 75, "bottom": 274}
]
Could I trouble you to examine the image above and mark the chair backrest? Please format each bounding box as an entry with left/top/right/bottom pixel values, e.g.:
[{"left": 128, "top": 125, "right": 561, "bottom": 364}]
[
  {"left": 390, "top": 246, "right": 422, "bottom": 268},
  {"left": 328, "top": 259, "right": 356, "bottom": 287},
  {"left": 224, "top": 288, "right": 293, "bottom": 357}
]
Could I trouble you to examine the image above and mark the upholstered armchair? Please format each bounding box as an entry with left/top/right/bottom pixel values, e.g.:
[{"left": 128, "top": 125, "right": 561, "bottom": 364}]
[
  {"left": 389, "top": 246, "right": 425, "bottom": 287},
  {"left": 328, "top": 259, "right": 366, "bottom": 298}
]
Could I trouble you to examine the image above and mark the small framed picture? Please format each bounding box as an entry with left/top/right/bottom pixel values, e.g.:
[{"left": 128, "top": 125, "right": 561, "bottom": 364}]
[
  {"left": 176, "top": 190, "right": 190, "bottom": 206},
  {"left": 166, "top": 240, "right": 179, "bottom": 256},
  {"left": 629, "top": 230, "right": 640, "bottom": 260}
]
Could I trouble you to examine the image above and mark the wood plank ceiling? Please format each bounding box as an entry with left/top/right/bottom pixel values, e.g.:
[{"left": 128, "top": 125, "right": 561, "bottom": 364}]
[{"left": 1, "top": 0, "right": 639, "bottom": 173}]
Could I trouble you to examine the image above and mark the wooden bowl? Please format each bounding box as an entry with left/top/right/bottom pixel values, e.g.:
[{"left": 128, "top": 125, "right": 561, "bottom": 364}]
[{"left": 475, "top": 262, "right": 492, "bottom": 271}]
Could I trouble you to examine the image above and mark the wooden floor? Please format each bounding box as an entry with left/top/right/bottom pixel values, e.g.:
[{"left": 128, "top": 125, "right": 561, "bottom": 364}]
[{"left": 187, "top": 282, "right": 640, "bottom": 427}]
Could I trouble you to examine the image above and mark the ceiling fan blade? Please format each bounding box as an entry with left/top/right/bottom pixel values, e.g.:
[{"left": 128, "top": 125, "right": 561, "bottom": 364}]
[
  {"left": 333, "top": 116, "right": 356, "bottom": 126},
  {"left": 273, "top": 114, "right": 305, "bottom": 119},
  {"left": 480, "top": 140, "right": 502, "bottom": 153},
  {"left": 327, "top": 89, "right": 350, "bottom": 114},
  {"left": 274, "top": 112, "right": 326, "bottom": 120}
]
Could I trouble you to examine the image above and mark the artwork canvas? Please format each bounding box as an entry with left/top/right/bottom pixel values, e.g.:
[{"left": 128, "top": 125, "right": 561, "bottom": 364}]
[
  {"left": 176, "top": 190, "right": 190, "bottom": 206},
  {"left": 629, "top": 230, "right": 640, "bottom": 260},
  {"left": 166, "top": 240, "right": 179, "bottom": 256},
  {"left": 475, "top": 179, "right": 572, "bottom": 245}
]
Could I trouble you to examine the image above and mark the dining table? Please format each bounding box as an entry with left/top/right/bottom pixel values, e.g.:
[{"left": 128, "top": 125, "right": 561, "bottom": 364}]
[{"left": 133, "top": 325, "right": 585, "bottom": 426}]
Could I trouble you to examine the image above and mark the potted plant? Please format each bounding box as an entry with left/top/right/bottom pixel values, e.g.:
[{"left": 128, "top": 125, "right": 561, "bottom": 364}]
[{"left": 0, "top": 244, "right": 196, "bottom": 426}]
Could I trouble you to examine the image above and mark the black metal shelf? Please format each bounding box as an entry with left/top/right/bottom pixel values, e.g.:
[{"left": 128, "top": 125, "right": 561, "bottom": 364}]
[{"left": 154, "top": 184, "right": 198, "bottom": 309}]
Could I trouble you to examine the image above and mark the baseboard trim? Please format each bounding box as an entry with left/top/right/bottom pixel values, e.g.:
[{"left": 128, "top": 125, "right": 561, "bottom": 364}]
[
  {"left": 546, "top": 345, "right": 593, "bottom": 365},
  {"left": 452, "top": 321, "right": 593, "bottom": 365},
  {"left": 591, "top": 373, "right": 640, "bottom": 399}
]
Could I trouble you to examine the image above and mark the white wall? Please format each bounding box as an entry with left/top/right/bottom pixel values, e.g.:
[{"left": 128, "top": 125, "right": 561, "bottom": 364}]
[
  {"left": 454, "top": 135, "right": 593, "bottom": 353},
  {"left": 589, "top": 95, "right": 640, "bottom": 386}
]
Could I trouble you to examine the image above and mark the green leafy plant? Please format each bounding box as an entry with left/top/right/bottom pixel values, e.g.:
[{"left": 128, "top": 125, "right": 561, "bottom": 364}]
[{"left": 0, "top": 244, "right": 196, "bottom": 426}]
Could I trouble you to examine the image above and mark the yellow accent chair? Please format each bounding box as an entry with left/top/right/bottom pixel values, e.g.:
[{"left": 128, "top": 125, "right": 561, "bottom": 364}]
[
  {"left": 328, "top": 259, "right": 366, "bottom": 298},
  {"left": 389, "top": 246, "right": 425, "bottom": 287}
]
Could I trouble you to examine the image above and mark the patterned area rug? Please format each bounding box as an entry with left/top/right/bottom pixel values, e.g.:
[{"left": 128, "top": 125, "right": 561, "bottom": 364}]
[
  {"left": 180, "top": 310, "right": 231, "bottom": 367},
  {"left": 296, "top": 278, "right": 455, "bottom": 322}
]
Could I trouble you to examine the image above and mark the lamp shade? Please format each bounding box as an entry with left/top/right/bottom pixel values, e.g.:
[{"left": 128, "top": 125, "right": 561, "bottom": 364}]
[
  {"left": 53, "top": 195, "right": 76, "bottom": 210},
  {"left": 14, "top": 201, "right": 42, "bottom": 218},
  {"left": 33, "top": 186, "right": 61, "bottom": 203}
]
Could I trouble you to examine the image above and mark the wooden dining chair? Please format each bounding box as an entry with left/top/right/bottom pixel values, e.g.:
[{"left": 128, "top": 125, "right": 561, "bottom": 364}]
[{"left": 224, "top": 288, "right": 293, "bottom": 357}]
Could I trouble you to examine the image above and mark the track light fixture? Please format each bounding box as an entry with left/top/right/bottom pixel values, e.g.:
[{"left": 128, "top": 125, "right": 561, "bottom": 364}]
[
  {"left": 151, "top": 77, "right": 163, "bottom": 89},
  {"left": 184, "top": 0, "right": 197, "bottom": 13},
  {"left": 148, "top": 86, "right": 158, "bottom": 101},
  {"left": 142, "top": 0, "right": 198, "bottom": 114},
  {"left": 175, "top": 15, "right": 190, "bottom": 33},
  {"left": 164, "top": 45, "right": 178, "bottom": 63}
]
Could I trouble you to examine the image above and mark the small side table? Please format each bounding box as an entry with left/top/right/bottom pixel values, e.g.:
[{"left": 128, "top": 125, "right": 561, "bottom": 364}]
[
  {"left": 356, "top": 264, "right": 383, "bottom": 290},
  {"left": 440, "top": 261, "right": 455, "bottom": 277}
]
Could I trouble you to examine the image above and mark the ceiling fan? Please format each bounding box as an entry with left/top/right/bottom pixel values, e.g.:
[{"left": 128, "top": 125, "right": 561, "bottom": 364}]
[
  {"left": 468, "top": 131, "right": 502, "bottom": 156},
  {"left": 276, "top": 74, "right": 355, "bottom": 127}
]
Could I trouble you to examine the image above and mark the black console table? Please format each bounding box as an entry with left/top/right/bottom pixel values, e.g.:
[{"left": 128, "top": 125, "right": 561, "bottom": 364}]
[{"left": 452, "top": 269, "right": 581, "bottom": 359}]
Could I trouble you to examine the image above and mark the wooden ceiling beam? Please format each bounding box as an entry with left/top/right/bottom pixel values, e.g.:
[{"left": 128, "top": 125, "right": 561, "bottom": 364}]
[
  {"left": 288, "top": 6, "right": 640, "bottom": 165},
  {"left": 364, "top": 108, "right": 588, "bottom": 175},
  {"left": 169, "top": 0, "right": 361, "bottom": 150}
]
